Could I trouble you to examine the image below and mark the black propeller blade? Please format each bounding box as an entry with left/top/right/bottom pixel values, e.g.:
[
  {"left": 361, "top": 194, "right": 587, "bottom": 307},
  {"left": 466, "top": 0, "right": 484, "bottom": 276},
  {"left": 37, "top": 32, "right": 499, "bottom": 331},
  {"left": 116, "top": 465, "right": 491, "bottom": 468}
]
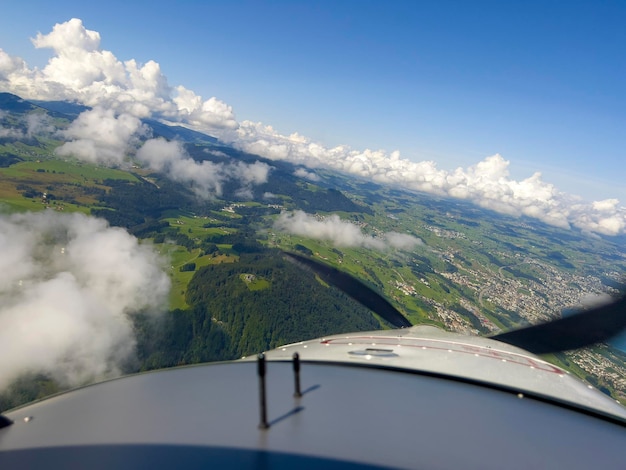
[
  {"left": 490, "top": 295, "right": 626, "bottom": 354},
  {"left": 284, "top": 251, "right": 626, "bottom": 354},
  {"left": 283, "top": 252, "right": 411, "bottom": 328}
]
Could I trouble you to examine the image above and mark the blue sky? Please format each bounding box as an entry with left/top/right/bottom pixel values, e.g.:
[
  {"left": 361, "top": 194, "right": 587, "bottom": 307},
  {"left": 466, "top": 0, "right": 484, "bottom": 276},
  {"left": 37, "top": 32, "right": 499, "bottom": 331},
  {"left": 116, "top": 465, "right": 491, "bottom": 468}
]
[{"left": 1, "top": 0, "right": 625, "bottom": 202}]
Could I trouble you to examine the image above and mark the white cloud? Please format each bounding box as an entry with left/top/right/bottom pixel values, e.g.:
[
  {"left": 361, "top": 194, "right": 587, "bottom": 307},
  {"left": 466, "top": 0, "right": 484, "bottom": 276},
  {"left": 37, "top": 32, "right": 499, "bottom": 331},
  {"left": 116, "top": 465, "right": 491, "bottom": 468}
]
[
  {"left": 32, "top": 17, "right": 101, "bottom": 53},
  {"left": 26, "top": 113, "right": 56, "bottom": 137},
  {"left": 0, "top": 49, "right": 34, "bottom": 95},
  {"left": 0, "top": 125, "right": 23, "bottom": 139},
  {"left": 137, "top": 138, "right": 225, "bottom": 196},
  {"left": 569, "top": 201, "right": 626, "bottom": 236},
  {"left": 385, "top": 232, "right": 424, "bottom": 250},
  {"left": 1, "top": 18, "right": 625, "bottom": 235},
  {"left": 231, "top": 160, "right": 272, "bottom": 186},
  {"left": 274, "top": 210, "right": 422, "bottom": 251},
  {"left": 56, "top": 107, "right": 147, "bottom": 165},
  {"left": 173, "top": 86, "right": 238, "bottom": 130},
  {"left": 235, "top": 123, "right": 626, "bottom": 236},
  {"left": 294, "top": 167, "right": 320, "bottom": 181},
  {"left": 1, "top": 19, "right": 235, "bottom": 131},
  {"left": 0, "top": 110, "right": 22, "bottom": 138},
  {"left": 0, "top": 211, "right": 170, "bottom": 391},
  {"left": 0, "top": 112, "right": 56, "bottom": 140},
  {"left": 578, "top": 293, "right": 614, "bottom": 309},
  {"left": 136, "top": 137, "right": 271, "bottom": 198},
  {"left": 592, "top": 199, "right": 620, "bottom": 212}
]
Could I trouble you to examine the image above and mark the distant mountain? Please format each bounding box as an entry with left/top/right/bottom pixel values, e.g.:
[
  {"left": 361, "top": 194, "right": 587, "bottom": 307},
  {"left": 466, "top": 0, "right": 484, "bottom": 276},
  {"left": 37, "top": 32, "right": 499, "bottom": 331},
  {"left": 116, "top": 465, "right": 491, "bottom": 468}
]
[
  {"left": 29, "top": 97, "right": 219, "bottom": 144},
  {"left": 0, "top": 93, "right": 72, "bottom": 121},
  {"left": 10, "top": 95, "right": 214, "bottom": 144},
  {"left": 143, "top": 119, "right": 218, "bottom": 144},
  {"left": 0, "top": 92, "right": 40, "bottom": 113},
  {"left": 31, "top": 98, "right": 90, "bottom": 118}
]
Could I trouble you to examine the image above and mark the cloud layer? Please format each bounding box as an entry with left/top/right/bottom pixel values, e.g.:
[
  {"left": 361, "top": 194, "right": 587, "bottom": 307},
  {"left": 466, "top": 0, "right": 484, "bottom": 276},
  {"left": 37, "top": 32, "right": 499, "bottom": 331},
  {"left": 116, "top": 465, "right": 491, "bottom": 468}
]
[
  {"left": 51, "top": 107, "right": 271, "bottom": 198},
  {"left": 1, "top": 19, "right": 625, "bottom": 234},
  {"left": 0, "top": 211, "right": 170, "bottom": 391},
  {"left": 0, "top": 110, "right": 56, "bottom": 140},
  {"left": 274, "top": 210, "right": 423, "bottom": 251},
  {"left": 135, "top": 137, "right": 271, "bottom": 198},
  {"left": 1, "top": 18, "right": 237, "bottom": 129},
  {"left": 234, "top": 129, "right": 626, "bottom": 236}
]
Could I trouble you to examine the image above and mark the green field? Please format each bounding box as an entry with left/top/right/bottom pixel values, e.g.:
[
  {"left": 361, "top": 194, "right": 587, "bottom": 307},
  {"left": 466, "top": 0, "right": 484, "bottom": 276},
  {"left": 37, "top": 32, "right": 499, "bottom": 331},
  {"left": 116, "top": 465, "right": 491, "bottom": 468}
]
[
  {"left": 0, "top": 158, "right": 141, "bottom": 210},
  {"left": 157, "top": 244, "right": 238, "bottom": 309},
  {"left": 240, "top": 273, "right": 271, "bottom": 291}
]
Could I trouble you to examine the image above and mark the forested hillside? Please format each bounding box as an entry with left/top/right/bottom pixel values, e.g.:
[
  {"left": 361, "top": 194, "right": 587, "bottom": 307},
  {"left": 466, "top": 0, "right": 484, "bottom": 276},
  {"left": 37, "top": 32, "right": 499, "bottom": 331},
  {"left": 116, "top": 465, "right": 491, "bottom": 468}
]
[
  {"left": 185, "top": 250, "right": 382, "bottom": 357},
  {"left": 133, "top": 248, "right": 384, "bottom": 373}
]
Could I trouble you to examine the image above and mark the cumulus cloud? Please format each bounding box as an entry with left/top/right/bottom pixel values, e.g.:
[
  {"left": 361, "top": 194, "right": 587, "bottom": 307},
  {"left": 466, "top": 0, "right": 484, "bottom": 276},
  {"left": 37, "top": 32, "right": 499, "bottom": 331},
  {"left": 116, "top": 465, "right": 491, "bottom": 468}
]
[
  {"left": 173, "top": 86, "right": 238, "bottom": 130},
  {"left": 2, "top": 18, "right": 625, "bottom": 235},
  {"left": 56, "top": 107, "right": 147, "bottom": 165},
  {"left": 0, "top": 49, "right": 34, "bottom": 94},
  {"left": 294, "top": 167, "right": 320, "bottom": 181},
  {"left": 1, "top": 18, "right": 236, "bottom": 131},
  {"left": 234, "top": 124, "right": 626, "bottom": 236},
  {"left": 274, "top": 210, "right": 423, "bottom": 251},
  {"left": 136, "top": 137, "right": 271, "bottom": 198},
  {"left": 0, "top": 211, "right": 170, "bottom": 391}
]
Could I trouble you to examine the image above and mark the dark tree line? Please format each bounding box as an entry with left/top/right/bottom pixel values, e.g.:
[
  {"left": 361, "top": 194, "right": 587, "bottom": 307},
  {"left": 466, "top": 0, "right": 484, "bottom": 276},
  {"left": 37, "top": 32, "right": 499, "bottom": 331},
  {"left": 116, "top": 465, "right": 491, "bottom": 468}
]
[{"left": 183, "top": 250, "right": 381, "bottom": 358}]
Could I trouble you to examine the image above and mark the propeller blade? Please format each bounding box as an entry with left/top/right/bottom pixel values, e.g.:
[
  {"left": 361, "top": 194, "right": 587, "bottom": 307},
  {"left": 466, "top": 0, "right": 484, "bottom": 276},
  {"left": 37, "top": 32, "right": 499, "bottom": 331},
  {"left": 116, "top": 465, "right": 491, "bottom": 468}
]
[
  {"left": 284, "top": 251, "right": 626, "bottom": 354},
  {"left": 283, "top": 252, "right": 411, "bottom": 328},
  {"left": 490, "top": 295, "right": 626, "bottom": 354}
]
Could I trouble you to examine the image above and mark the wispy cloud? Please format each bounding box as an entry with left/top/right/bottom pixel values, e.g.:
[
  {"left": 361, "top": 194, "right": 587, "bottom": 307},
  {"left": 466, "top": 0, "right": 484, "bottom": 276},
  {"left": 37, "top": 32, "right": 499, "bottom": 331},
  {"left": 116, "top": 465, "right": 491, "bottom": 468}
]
[
  {"left": 56, "top": 106, "right": 147, "bottom": 165},
  {"left": 234, "top": 129, "right": 626, "bottom": 236},
  {"left": 0, "top": 126, "right": 23, "bottom": 139},
  {"left": 1, "top": 18, "right": 625, "bottom": 235},
  {"left": 135, "top": 137, "right": 271, "bottom": 198},
  {"left": 52, "top": 107, "right": 271, "bottom": 198},
  {"left": 0, "top": 211, "right": 170, "bottom": 391},
  {"left": 0, "top": 112, "right": 56, "bottom": 139},
  {"left": 274, "top": 210, "right": 423, "bottom": 251},
  {"left": 294, "top": 167, "right": 320, "bottom": 181}
]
